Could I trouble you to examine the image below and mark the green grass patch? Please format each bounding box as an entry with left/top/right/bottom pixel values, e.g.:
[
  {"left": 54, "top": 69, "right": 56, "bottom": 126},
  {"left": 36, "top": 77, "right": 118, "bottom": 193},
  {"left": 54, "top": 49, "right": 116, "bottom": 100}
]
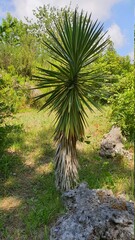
[{"left": 0, "top": 106, "right": 133, "bottom": 239}]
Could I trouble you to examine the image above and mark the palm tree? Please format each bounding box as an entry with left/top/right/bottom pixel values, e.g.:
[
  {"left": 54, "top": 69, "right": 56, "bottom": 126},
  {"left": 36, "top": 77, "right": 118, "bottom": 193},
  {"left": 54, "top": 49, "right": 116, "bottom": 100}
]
[{"left": 34, "top": 9, "right": 109, "bottom": 191}]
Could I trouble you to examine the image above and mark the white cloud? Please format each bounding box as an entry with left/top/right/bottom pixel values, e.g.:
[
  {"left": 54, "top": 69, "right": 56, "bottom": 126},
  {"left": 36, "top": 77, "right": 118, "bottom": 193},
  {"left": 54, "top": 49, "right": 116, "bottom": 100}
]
[
  {"left": 12, "top": 0, "right": 45, "bottom": 21},
  {"left": 11, "top": 0, "right": 122, "bottom": 22},
  {"left": 107, "top": 23, "right": 126, "bottom": 49},
  {"left": 70, "top": 0, "right": 122, "bottom": 20}
]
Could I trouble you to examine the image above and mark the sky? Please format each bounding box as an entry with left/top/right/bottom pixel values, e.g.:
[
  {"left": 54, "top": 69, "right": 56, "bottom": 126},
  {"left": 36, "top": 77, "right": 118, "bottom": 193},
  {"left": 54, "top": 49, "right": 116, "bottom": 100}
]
[{"left": 0, "top": 0, "right": 134, "bottom": 60}]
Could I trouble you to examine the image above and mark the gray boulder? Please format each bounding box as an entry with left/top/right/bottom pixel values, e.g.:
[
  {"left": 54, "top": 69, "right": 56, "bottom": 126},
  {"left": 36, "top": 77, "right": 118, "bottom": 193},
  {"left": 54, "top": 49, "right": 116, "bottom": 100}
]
[
  {"left": 50, "top": 183, "right": 134, "bottom": 240},
  {"left": 99, "top": 126, "right": 132, "bottom": 159}
]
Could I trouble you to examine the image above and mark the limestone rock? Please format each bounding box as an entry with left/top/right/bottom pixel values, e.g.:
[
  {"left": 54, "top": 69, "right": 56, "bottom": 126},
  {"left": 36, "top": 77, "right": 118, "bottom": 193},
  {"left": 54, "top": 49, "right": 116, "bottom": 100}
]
[
  {"left": 99, "top": 126, "right": 132, "bottom": 159},
  {"left": 50, "top": 183, "right": 134, "bottom": 240}
]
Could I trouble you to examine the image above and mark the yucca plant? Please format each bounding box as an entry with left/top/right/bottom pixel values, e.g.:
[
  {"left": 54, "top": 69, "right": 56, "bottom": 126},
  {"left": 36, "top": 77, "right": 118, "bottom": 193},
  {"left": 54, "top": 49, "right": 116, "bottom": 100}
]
[{"left": 34, "top": 9, "right": 109, "bottom": 191}]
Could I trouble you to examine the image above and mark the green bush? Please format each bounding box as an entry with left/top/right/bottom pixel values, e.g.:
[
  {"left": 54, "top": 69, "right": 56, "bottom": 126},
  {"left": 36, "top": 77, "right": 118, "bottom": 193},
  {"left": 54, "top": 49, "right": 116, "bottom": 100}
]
[
  {"left": 0, "top": 70, "right": 30, "bottom": 114},
  {"left": 110, "top": 69, "right": 134, "bottom": 140},
  {"left": 0, "top": 13, "right": 38, "bottom": 78},
  {"left": 88, "top": 42, "right": 132, "bottom": 104}
]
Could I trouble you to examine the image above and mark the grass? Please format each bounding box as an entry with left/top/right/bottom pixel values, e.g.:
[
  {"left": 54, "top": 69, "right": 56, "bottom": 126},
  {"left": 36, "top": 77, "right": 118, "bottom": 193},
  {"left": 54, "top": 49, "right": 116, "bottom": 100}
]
[{"left": 0, "top": 106, "right": 134, "bottom": 239}]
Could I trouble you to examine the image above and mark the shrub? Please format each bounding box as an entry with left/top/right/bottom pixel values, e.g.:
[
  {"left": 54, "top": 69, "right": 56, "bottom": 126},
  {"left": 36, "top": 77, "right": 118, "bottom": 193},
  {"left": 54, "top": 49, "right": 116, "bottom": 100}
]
[
  {"left": 0, "top": 70, "right": 30, "bottom": 114},
  {"left": 110, "top": 69, "right": 134, "bottom": 140}
]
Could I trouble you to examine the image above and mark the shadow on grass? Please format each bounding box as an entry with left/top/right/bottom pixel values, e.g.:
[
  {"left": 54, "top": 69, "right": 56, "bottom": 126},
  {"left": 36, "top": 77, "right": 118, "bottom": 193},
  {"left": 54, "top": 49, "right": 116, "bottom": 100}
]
[
  {"left": 0, "top": 124, "right": 25, "bottom": 180},
  {"left": 0, "top": 125, "right": 64, "bottom": 240}
]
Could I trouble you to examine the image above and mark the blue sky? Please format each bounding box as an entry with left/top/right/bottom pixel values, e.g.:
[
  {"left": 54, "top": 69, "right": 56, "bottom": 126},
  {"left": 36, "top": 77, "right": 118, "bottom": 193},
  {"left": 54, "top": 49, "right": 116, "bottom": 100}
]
[{"left": 0, "top": 0, "right": 134, "bottom": 60}]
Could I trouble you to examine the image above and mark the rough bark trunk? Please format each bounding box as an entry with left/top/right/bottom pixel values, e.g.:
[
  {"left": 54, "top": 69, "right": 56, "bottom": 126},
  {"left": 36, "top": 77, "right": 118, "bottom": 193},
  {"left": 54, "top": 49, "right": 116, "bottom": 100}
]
[{"left": 54, "top": 137, "right": 79, "bottom": 191}]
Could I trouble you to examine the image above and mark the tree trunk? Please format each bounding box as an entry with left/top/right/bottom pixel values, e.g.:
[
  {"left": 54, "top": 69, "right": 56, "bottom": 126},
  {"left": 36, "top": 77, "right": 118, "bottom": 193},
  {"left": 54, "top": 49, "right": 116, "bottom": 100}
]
[{"left": 54, "top": 137, "right": 79, "bottom": 191}]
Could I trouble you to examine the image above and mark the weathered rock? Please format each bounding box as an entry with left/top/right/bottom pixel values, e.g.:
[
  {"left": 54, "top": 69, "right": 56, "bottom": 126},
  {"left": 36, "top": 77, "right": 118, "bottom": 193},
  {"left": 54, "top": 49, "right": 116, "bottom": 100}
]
[
  {"left": 50, "top": 183, "right": 134, "bottom": 240},
  {"left": 99, "top": 126, "right": 132, "bottom": 159}
]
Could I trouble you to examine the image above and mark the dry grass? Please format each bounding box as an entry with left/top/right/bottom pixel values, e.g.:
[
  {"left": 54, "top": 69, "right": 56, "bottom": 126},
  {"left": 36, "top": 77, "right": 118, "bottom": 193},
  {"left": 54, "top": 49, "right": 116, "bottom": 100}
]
[{"left": 0, "top": 196, "right": 22, "bottom": 211}]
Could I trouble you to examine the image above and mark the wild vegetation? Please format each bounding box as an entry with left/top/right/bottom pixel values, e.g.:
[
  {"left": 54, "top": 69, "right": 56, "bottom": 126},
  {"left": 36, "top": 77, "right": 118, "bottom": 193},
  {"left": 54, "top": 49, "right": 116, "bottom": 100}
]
[{"left": 0, "top": 5, "right": 134, "bottom": 240}]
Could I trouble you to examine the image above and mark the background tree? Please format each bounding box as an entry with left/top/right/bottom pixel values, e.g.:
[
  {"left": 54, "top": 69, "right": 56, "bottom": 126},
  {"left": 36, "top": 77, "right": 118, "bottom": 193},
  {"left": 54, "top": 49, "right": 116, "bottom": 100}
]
[
  {"left": 27, "top": 4, "right": 74, "bottom": 68},
  {"left": 34, "top": 9, "right": 109, "bottom": 190},
  {"left": 89, "top": 42, "right": 132, "bottom": 104},
  {"left": 27, "top": 4, "right": 73, "bottom": 40},
  {"left": 0, "top": 13, "right": 37, "bottom": 78}
]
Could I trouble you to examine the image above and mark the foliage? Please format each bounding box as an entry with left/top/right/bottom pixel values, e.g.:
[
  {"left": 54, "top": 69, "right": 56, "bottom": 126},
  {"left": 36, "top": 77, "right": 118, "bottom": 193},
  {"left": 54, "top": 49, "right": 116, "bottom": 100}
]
[
  {"left": 90, "top": 42, "right": 132, "bottom": 103},
  {"left": 0, "top": 13, "right": 37, "bottom": 77},
  {"left": 0, "top": 13, "right": 26, "bottom": 44},
  {"left": 26, "top": 4, "right": 75, "bottom": 69},
  {"left": 27, "top": 4, "right": 73, "bottom": 40},
  {"left": 110, "top": 68, "right": 134, "bottom": 140},
  {"left": 0, "top": 70, "right": 30, "bottom": 114}
]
